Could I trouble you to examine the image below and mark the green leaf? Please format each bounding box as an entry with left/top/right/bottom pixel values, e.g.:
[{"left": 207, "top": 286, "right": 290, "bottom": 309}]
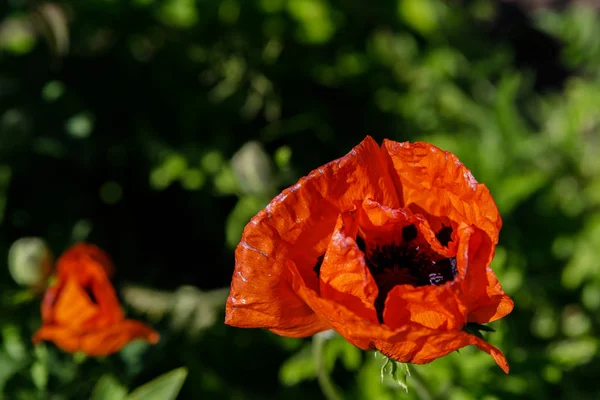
[
  {"left": 90, "top": 375, "right": 127, "bottom": 400},
  {"left": 30, "top": 361, "right": 48, "bottom": 391},
  {"left": 380, "top": 356, "right": 410, "bottom": 392},
  {"left": 463, "top": 322, "right": 496, "bottom": 340},
  {"left": 279, "top": 343, "right": 317, "bottom": 386},
  {"left": 126, "top": 367, "right": 188, "bottom": 400}
]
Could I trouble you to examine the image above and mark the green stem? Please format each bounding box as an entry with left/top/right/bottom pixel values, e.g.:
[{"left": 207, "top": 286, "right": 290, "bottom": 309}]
[
  {"left": 312, "top": 331, "right": 344, "bottom": 400},
  {"left": 408, "top": 366, "right": 435, "bottom": 400}
]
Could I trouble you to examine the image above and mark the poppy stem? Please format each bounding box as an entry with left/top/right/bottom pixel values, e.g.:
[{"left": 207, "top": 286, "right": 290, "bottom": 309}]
[
  {"left": 409, "top": 366, "right": 435, "bottom": 400},
  {"left": 312, "top": 331, "right": 343, "bottom": 400}
]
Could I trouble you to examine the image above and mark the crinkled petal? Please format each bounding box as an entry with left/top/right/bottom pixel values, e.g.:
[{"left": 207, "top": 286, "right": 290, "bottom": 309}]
[
  {"left": 468, "top": 268, "right": 514, "bottom": 323},
  {"left": 290, "top": 258, "right": 509, "bottom": 373},
  {"left": 375, "top": 328, "right": 509, "bottom": 373},
  {"left": 456, "top": 227, "right": 513, "bottom": 321},
  {"left": 357, "top": 199, "right": 454, "bottom": 259},
  {"left": 383, "top": 140, "right": 501, "bottom": 245},
  {"left": 226, "top": 218, "right": 331, "bottom": 337},
  {"left": 288, "top": 259, "right": 400, "bottom": 349},
  {"left": 226, "top": 136, "right": 400, "bottom": 335},
  {"left": 319, "top": 212, "right": 379, "bottom": 322},
  {"left": 225, "top": 137, "right": 512, "bottom": 371},
  {"left": 383, "top": 283, "right": 466, "bottom": 331}
]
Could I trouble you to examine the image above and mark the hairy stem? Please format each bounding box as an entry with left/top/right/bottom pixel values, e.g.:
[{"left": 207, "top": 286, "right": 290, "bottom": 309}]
[
  {"left": 409, "top": 366, "right": 435, "bottom": 400},
  {"left": 312, "top": 331, "right": 344, "bottom": 400}
]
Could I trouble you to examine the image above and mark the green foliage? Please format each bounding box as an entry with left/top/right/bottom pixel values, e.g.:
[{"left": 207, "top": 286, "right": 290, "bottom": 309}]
[
  {"left": 279, "top": 333, "right": 361, "bottom": 386},
  {"left": 380, "top": 356, "right": 410, "bottom": 392},
  {"left": 91, "top": 367, "right": 188, "bottom": 400},
  {"left": 90, "top": 375, "right": 128, "bottom": 400},
  {"left": 126, "top": 367, "right": 188, "bottom": 400}
]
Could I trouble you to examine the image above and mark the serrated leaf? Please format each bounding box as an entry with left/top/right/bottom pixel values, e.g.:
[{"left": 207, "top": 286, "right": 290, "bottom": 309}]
[
  {"left": 126, "top": 367, "right": 188, "bottom": 400},
  {"left": 90, "top": 375, "right": 127, "bottom": 400},
  {"left": 381, "top": 357, "right": 410, "bottom": 392}
]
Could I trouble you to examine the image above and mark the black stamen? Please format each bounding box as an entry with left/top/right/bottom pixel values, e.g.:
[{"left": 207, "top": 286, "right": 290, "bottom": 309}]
[
  {"left": 436, "top": 225, "right": 453, "bottom": 247},
  {"left": 427, "top": 257, "right": 457, "bottom": 285},
  {"left": 313, "top": 254, "right": 324, "bottom": 278},
  {"left": 402, "top": 224, "right": 418, "bottom": 242},
  {"left": 364, "top": 241, "right": 457, "bottom": 323},
  {"left": 355, "top": 235, "right": 367, "bottom": 253}
]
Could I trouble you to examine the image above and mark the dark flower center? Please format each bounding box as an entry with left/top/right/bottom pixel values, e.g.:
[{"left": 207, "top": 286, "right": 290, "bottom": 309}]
[
  {"left": 436, "top": 225, "right": 453, "bottom": 247},
  {"left": 358, "top": 224, "right": 458, "bottom": 323},
  {"left": 313, "top": 254, "right": 324, "bottom": 278},
  {"left": 312, "top": 223, "right": 457, "bottom": 324},
  {"left": 84, "top": 286, "right": 98, "bottom": 305}
]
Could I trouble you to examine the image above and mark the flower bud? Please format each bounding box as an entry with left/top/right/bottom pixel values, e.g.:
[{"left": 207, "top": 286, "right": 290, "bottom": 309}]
[{"left": 8, "top": 237, "right": 53, "bottom": 287}]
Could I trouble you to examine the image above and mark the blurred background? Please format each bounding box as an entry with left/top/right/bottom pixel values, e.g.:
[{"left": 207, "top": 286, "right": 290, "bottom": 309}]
[{"left": 1, "top": 0, "right": 600, "bottom": 398}]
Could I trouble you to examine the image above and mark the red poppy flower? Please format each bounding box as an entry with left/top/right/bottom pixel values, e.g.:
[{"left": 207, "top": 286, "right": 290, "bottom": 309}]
[
  {"left": 32, "top": 243, "right": 159, "bottom": 356},
  {"left": 225, "top": 136, "right": 514, "bottom": 372}
]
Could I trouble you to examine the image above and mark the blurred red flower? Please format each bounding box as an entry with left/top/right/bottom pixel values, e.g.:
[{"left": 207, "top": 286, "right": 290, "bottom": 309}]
[
  {"left": 33, "top": 243, "right": 159, "bottom": 356},
  {"left": 225, "top": 136, "right": 513, "bottom": 372}
]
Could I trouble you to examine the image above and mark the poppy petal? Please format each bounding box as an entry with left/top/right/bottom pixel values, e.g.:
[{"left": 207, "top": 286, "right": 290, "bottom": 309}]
[
  {"left": 226, "top": 136, "right": 399, "bottom": 335},
  {"left": 33, "top": 320, "right": 159, "bottom": 356},
  {"left": 34, "top": 243, "right": 160, "bottom": 356},
  {"left": 226, "top": 137, "right": 512, "bottom": 371},
  {"left": 226, "top": 219, "right": 331, "bottom": 337},
  {"left": 319, "top": 212, "right": 379, "bottom": 322},
  {"left": 382, "top": 283, "right": 466, "bottom": 331},
  {"left": 468, "top": 269, "right": 514, "bottom": 323},
  {"left": 375, "top": 328, "right": 509, "bottom": 373},
  {"left": 382, "top": 140, "right": 501, "bottom": 245},
  {"left": 40, "top": 283, "right": 61, "bottom": 322},
  {"left": 357, "top": 199, "right": 454, "bottom": 259},
  {"left": 32, "top": 325, "right": 81, "bottom": 353},
  {"left": 287, "top": 259, "right": 400, "bottom": 350},
  {"left": 79, "top": 320, "right": 160, "bottom": 356},
  {"left": 52, "top": 279, "right": 102, "bottom": 329},
  {"left": 85, "top": 278, "right": 127, "bottom": 328},
  {"left": 456, "top": 227, "right": 512, "bottom": 321},
  {"left": 51, "top": 276, "right": 125, "bottom": 331},
  {"left": 56, "top": 243, "right": 115, "bottom": 281}
]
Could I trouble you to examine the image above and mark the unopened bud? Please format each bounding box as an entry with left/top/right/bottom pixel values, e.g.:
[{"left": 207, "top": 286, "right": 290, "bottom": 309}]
[{"left": 8, "top": 237, "right": 53, "bottom": 287}]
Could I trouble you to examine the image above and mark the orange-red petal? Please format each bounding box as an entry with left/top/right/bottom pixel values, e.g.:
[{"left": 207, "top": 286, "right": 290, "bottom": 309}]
[
  {"left": 34, "top": 243, "right": 160, "bottom": 356},
  {"left": 51, "top": 279, "right": 103, "bottom": 330},
  {"left": 382, "top": 140, "right": 501, "bottom": 245},
  {"left": 226, "top": 137, "right": 512, "bottom": 372},
  {"left": 318, "top": 212, "right": 379, "bottom": 323},
  {"left": 33, "top": 320, "right": 159, "bottom": 356},
  {"left": 51, "top": 277, "right": 125, "bottom": 329},
  {"left": 288, "top": 258, "right": 509, "bottom": 373},
  {"left": 467, "top": 267, "right": 514, "bottom": 323},
  {"left": 56, "top": 243, "right": 115, "bottom": 282},
  {"left": 226, "top": 136, "right": 400, "bottom": 335},
  {"left": 287, "top": 259, "right": 400, "bottom": 349},
  {"left": 383, "top": 284, "right": 466, "bottom": 331},
  {"left": 78, "top": 320, "right": 159, "bottom": 356},
  {"left": 375, "top": 327, "right": 509, "bottom": 373}
]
